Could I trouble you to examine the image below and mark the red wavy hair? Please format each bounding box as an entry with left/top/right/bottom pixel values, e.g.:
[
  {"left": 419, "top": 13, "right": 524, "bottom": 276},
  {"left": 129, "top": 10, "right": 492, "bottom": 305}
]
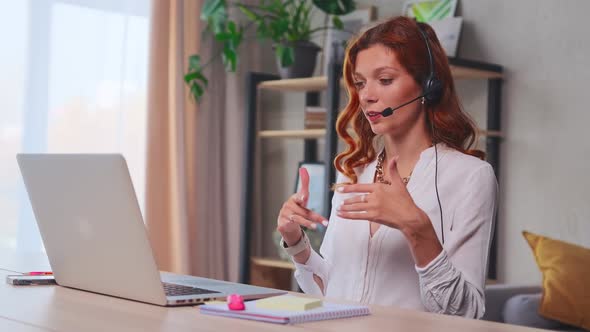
[{"left": 334, "top": 16, "right": 484, "bottom": 184}]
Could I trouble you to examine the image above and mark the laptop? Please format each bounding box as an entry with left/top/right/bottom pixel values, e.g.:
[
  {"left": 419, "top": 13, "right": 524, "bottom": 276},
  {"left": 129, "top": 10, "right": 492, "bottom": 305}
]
[{"left": 16, "top": 153, "right": 286, "bottom": 306}]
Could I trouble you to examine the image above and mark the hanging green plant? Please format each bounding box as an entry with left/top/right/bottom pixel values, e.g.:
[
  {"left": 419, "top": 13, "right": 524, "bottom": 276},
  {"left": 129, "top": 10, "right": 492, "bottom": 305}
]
[{"left": 184, "top": 0, "right": 356, "bottom": 102}]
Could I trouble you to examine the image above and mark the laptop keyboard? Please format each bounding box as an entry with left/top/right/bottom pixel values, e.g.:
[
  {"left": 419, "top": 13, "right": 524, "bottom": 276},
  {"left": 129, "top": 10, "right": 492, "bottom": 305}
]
[{"left": 162, "top": 282, "right": 221, "bottom": 297}]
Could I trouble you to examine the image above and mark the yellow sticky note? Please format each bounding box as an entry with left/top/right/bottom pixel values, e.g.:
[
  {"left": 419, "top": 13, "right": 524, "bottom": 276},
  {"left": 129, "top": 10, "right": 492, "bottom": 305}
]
[{"left": 255, "top": 295, "right": 323, "bottom": 311}]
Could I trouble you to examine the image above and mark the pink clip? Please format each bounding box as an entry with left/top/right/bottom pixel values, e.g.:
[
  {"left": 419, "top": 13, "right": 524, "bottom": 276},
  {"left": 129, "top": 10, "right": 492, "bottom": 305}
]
[{"left": 227, "top": 294, "right": 245, "bottom": 311}]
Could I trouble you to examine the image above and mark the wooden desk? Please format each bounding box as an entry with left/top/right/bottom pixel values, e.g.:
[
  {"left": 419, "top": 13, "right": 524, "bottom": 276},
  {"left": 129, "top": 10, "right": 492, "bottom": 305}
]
[
  {"left": 0, "top": 251, "right": 544, "bottom": 331},
  {"left": 0, "top": 317, "right": 49, "bottom": 332}
]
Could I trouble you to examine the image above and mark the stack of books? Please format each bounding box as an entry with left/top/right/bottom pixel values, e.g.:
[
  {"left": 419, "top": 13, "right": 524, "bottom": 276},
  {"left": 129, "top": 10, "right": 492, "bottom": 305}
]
[{"left": 304, "top": 106, "right": 326, "bottom": 129}]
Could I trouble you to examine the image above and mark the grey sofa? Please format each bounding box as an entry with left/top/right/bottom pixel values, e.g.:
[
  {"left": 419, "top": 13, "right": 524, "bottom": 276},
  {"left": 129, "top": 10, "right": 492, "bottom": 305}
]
[{"left": 483, "top": 284, "right": 587, "bottom": 331}]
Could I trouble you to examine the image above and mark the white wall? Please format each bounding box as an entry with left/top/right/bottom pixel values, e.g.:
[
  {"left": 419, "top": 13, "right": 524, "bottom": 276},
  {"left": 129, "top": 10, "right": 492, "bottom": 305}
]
[
  {"left": 259, "top": 0, "right": 590, "bottom": 284},
  {"left": 453, "top": 0, "right": 590, "bottom": 284}
]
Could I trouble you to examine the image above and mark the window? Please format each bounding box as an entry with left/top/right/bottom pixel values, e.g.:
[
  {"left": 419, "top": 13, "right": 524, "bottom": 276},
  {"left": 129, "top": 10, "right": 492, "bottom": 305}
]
[{"left": 0, "top": 0, "right": 152, "bottom": 251}]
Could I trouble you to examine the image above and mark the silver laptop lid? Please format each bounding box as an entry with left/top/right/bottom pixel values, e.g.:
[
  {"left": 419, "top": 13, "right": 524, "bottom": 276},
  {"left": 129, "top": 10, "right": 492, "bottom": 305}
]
[{"left": 17, "top": 154, "right": 167, "bottom": 305}]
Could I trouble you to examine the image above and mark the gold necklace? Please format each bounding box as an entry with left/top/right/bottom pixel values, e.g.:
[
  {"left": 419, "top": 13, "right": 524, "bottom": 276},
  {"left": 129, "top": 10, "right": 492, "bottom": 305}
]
[{"left": 375, "top": 151, "right": 412, "bottom": 185}]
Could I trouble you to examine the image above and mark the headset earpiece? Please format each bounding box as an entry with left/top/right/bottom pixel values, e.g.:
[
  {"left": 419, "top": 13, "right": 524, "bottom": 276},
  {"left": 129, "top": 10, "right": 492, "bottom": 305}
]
[
  {"left": 423, "top": 74, "right": 443, "bottom": 105},
  {"left": 417, "top": 25, "right": 443, "bottom": 107}
]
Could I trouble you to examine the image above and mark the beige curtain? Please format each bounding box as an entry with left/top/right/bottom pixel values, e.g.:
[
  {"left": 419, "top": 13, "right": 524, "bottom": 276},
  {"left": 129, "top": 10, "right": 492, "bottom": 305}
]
[
  {"left": 145, "top": 0, "right": 204, "bottom": 276},
  {"left": 145, "top": 0, "right": 263, "bottom": 281},
  {"left": 192, "top": 0, "right": 267, "bottom": 281}
]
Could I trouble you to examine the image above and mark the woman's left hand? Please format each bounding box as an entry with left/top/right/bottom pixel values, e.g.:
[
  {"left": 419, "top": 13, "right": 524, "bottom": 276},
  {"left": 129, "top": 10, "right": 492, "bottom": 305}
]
[{"left": 336, "top": 156, "right": 425, "bottom": 231}]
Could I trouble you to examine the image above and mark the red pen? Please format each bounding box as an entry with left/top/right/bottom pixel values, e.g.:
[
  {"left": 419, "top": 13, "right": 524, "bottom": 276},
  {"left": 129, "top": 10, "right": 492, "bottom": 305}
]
[{"left": 25, "top": 272, "right": 53, "bottom": 276}]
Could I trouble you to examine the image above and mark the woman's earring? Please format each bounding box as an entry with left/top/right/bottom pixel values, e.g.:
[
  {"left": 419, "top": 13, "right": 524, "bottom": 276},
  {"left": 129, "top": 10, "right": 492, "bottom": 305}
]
[{"left": 421, "top": 97, "right": 426, "bottom": 105}]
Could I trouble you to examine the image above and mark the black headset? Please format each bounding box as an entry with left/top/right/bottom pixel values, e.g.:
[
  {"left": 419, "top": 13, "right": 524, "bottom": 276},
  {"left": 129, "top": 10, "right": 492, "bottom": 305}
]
[
  {"left": 375, "top": 23, "right": 446, "bottom": 245},
  {"left": 417, "top": 23, "right": 445, "bottom": 245},
  {"left": 416, "top": 24, "right": 443, "bottom": 107},
  {"left": 378, "top": 24, "right": 443, "bottom": 115}
]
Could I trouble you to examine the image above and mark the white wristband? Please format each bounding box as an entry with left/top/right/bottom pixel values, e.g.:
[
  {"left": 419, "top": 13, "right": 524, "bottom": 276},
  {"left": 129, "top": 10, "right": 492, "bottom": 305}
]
[{"left": 280, "top": 230, "right": 310, "bottom": 256}]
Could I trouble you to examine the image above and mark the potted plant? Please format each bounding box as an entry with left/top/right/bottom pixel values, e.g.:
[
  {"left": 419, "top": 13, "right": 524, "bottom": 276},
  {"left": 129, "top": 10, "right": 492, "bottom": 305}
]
[{"left": 184, "top": 0, "right": 356, "bottom": 101}]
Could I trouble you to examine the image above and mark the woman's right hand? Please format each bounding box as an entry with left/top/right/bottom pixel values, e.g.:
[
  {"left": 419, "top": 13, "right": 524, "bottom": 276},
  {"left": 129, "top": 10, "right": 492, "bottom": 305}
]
[{"left": 277, "top": 167, "right": 329, "bottom": 246}]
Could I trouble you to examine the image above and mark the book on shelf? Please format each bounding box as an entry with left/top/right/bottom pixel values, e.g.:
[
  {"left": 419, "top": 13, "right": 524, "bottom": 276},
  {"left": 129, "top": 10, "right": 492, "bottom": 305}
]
[{"left": 304, "top": 106, "right": 326, "bottom": 129}]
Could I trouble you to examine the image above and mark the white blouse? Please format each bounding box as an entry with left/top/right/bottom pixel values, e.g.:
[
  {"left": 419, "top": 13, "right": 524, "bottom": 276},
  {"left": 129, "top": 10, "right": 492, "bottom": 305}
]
[{"left": 292, "top": 144, "right": 498, "bottom": 319}]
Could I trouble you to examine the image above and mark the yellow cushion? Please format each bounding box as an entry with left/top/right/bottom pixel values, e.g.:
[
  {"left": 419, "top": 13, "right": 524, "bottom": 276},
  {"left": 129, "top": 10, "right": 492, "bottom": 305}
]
[{"left": 522, "top": 231, "right": 590, "bottom": 330}]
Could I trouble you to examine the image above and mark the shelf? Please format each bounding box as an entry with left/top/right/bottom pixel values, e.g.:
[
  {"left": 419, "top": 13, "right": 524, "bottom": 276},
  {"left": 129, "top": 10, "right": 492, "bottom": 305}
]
[
  {"left": 259, "top": 128, "right": 503, "bottom": 139},
  {"left": 258, "top": 76, "right": 330, "bottom": 92},
  {"left": 481, "top": 130, "right": 503, "bottom": 138},
  {"left": 258, "top": 60, "right": 503, "bottom": 92},
  {"left": 251, "top": 256, "right": 295, "bottom": 270},
  {"left": 449, "top": 65, "right": 503, "bottom": 80},
  {"left": 258, "top": 129, "right": 325, "bottom": 139}
]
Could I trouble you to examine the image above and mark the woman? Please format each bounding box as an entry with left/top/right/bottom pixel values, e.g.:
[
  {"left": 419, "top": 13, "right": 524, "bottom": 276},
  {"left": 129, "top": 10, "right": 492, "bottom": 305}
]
[{"left": 276, "top": 16, "right": 497, "bottom": 319}]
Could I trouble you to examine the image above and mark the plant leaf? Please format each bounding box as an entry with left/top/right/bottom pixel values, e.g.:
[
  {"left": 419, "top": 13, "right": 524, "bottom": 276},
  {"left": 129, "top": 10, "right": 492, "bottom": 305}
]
[
  {"left": 184, "top": 71, "right": 199, "bottom": 84},
  {"left": 190, "top": 82, "right": 205, "bottom": 102},
  {"left": 188, "top": 55, "right": 201, "bottom": 71},
  {"left": 222, "top": 44, "right": 237, "bottom": 72},
  {"left": 312, "top": 0, "right": 355, "bottom": 16},
  {"left": 283, "top": 46, "right": 294, "bottom": 67},
  {"left": 202, "top": 0, "right": 228, "bottom": 34},
  {"left": 237, "top": 5, "right": 258, "bottom": 21},
  {"left": 184, "top": 54, "right": 209, "bottom": 101},
  {"left": 193, "top": 72, "right": 209, "bottom": 87},
  {"left": 214, "top": 32, "right": 231, "bottom": 41},
  {"left": 332, "top": 15, "right": 343, "bottom": 30},
  {"left": 275, "top": 44, "right": 294, "bottom": 67},
  {"left": 201, "top": 0, "right": 223, "bottom": 20}
]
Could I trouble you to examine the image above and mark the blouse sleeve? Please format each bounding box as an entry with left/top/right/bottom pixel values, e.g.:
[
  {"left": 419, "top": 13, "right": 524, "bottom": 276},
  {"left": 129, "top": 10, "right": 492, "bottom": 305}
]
[
  {"left": 415, "top": 164, "right": 498, "bottom": 319},
  {"left": 291, "top": 172, "right": 345, "bottom": 296}
]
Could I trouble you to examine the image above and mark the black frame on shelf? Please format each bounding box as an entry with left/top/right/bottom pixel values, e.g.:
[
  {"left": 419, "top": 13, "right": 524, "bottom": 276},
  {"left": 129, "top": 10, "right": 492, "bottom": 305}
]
[
  {"left": 304, "top": 92, "right": 320, "bottom": 162},
  {"left": 239, "top": 72, "right": 280, "bottom": 284},
  {"left": 485, "top": 78, "right": 502, "bottom": 279},
  {"left": 323, "top": 58, "right": 343, "bottom": 217}
]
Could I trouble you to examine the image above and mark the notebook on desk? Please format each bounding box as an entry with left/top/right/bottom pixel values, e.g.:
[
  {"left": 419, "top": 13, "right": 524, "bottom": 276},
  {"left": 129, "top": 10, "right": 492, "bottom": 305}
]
[{"left": 199, "top": 295, "right": 370, "bottom": 324}]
